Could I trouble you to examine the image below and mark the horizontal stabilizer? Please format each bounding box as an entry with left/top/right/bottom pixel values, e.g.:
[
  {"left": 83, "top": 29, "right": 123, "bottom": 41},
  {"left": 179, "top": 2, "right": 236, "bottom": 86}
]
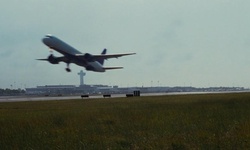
[
  {"left": 36, "top": 58, "right": 48, "bottom": 61},
  {"left": 103, "top": 66, "right": 123, "bottom": 70}
]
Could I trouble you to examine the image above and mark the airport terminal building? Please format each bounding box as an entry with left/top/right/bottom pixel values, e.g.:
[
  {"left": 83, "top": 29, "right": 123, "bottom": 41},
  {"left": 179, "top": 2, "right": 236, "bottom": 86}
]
[
  {"left": 26, "top": 85, "right": 96, "bottom": 95},
  {"left": 25, "top": 71, "right": 247, "bottom": 96},
  {"left": 25, "top": 84, "right": 246, "bottom": 96},
  {"left": 25, "top": 84, "right": 131, "bottom": 95}
]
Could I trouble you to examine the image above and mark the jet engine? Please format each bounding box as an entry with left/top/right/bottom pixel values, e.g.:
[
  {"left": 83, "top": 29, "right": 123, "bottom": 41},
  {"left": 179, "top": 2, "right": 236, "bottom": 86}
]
[
  {"left": 47, "top": 54, "right": 59, "bottom": 64},
  {"left": 86, "top": 65, "right": 95, "bottom": 71}
]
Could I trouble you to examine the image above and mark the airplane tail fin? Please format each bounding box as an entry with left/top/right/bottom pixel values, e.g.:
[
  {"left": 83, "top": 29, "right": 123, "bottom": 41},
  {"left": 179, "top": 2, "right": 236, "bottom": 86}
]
[
  {"left": 101, "top": 48, "right": 107, "bottom": 55},
  {"left": 97, "top": 48, "right": 107, "bottom": 65}
]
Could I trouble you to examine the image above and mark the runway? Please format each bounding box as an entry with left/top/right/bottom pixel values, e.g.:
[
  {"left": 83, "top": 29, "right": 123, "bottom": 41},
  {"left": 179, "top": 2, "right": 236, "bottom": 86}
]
[
  {"left": 0, "top": 94, "right": 129, "bottom": 102},
  {"left": 0, "top": 95, "right": 100, "bottom": 103},
  {"left": 0, "top": 91, "right": 247, "bottom": 103}
]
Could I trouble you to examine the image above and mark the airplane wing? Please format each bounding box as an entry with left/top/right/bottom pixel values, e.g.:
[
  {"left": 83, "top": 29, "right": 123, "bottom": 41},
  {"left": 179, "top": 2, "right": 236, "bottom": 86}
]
[
  {"left": 92, "top": 53, "right": 136, "bottom": 60},
  {"left": 103, "top": 66, "right": 124, "bottom": 70},
  {"left": 75, "top": 53, "right": 136, "bottom": 59},
  {"left": 37, "top": 55, "right": 69, "bottom": 63}
]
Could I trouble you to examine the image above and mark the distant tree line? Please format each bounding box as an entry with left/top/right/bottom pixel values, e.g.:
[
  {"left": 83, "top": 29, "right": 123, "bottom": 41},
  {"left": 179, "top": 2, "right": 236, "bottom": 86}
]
[{"left": 0, "top": 88, "right": 25, "bottom": 96}]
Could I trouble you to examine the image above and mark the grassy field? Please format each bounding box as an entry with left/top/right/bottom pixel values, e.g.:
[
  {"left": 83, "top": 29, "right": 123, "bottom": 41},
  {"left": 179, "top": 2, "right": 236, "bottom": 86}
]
[{"left": 0, "top": 93, "right": 250, "bottom": 149}]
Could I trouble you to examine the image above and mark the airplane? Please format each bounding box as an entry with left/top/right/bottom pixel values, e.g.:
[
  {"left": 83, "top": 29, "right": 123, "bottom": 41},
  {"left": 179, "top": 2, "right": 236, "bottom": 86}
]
[{"left": 37, "top": 34, "right": 136, "bottom": 72}]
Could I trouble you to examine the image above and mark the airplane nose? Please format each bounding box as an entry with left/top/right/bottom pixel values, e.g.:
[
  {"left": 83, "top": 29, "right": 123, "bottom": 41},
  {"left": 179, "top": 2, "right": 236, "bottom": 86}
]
[{"left": 42, "top": 37, "right": 50, "bottom": 45}]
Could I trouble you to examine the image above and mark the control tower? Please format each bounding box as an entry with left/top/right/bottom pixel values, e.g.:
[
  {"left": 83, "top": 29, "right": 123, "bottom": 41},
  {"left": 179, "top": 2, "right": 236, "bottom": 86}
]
[{"left": 77, "top": 70, "right": 86, "bottom": 86}]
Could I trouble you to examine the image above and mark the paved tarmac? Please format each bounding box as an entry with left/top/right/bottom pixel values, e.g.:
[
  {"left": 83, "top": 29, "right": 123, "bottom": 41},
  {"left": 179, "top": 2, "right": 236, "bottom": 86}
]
[
  {"left": 0, "top": 94, "right": 130, "bottom": 102},
  {"left": 0, "top": 95, "right": 99, "bottom": 103},
  {"left": 0, "top": 91, "right": 247, "bottom": 103}
]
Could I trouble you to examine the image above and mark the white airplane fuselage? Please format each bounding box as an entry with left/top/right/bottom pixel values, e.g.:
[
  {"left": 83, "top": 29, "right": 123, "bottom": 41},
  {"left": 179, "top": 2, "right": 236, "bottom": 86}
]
[{"left": 42, "top": 35, "right": 105, "bottom": 72}]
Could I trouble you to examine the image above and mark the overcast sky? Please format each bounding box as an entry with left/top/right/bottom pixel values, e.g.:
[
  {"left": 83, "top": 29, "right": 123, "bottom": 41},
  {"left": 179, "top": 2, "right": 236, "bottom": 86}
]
[{"left": 1, "top": 0, "right": 250, "bottom": 89}]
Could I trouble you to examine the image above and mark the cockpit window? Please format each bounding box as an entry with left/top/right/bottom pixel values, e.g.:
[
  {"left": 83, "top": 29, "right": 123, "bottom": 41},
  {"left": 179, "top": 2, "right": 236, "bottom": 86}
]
[{"left": 45, "top": 34, "right": 53, "bottom": 38}]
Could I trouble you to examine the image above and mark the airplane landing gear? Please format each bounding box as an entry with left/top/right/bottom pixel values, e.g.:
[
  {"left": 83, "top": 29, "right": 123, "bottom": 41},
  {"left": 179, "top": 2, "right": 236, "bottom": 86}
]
[
  {"left": 66, "top": 68, "right": 71, "bottom": 72},
  {"left": 66, "top": 63, "right": 71, "bottom": 72}
]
